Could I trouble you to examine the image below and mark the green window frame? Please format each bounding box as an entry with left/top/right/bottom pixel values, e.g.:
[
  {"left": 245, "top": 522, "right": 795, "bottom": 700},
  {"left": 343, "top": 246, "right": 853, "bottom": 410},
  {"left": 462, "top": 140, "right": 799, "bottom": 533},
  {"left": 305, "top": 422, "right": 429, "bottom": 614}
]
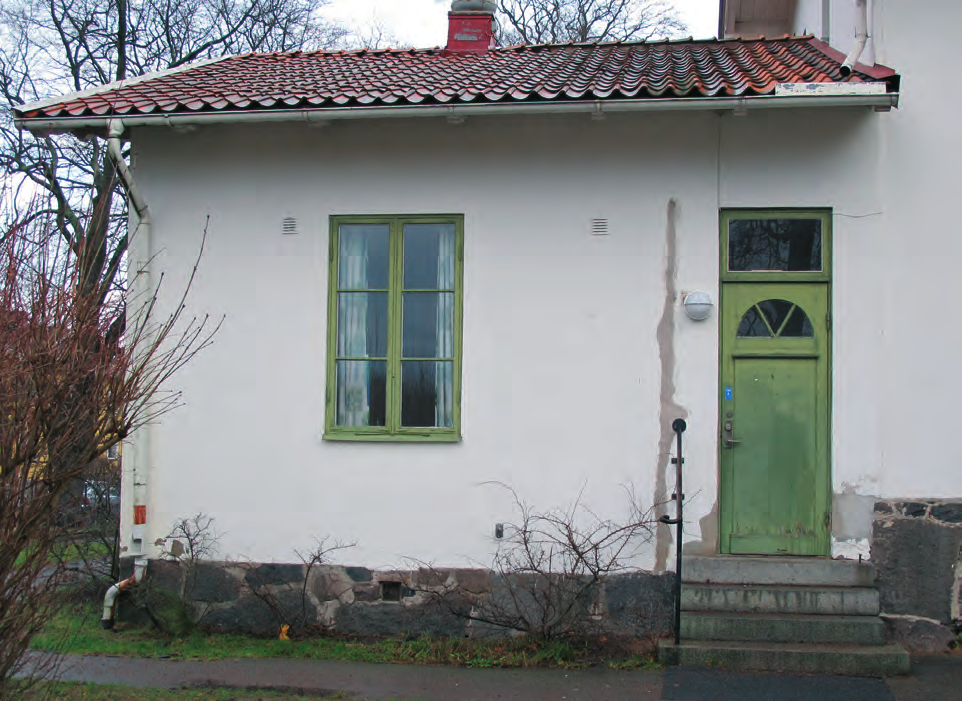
[
  {"left": 720, "top": 209, "right": 832, "bottom": 283},
  {"left": 324, "top": 214, "right": 464, "bottom": 442}
]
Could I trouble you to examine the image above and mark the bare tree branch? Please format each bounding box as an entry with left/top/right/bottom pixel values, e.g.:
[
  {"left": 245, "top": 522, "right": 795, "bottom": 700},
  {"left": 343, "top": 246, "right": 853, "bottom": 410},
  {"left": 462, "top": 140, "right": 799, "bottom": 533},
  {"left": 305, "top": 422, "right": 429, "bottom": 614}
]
[
  {"left": 1, "top": 0, "right": 348, "bottom": 301},
  {"left": 497, "top": 0, "right": 686, "bottom": 45}
]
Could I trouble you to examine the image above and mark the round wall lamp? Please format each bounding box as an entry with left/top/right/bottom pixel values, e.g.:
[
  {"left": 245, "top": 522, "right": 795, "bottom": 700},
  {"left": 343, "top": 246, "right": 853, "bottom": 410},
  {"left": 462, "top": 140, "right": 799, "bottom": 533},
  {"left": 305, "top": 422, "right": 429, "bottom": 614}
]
[{"left": 683, "top": 291, "right": 713, "bottom": 321}]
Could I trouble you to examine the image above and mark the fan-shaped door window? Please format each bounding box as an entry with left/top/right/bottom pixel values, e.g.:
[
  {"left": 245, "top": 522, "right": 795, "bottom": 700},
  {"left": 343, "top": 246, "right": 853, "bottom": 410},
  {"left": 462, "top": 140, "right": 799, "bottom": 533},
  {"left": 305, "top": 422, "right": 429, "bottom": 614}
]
[{"left": 737, "top": 299, "right": 814, "bottom": 338}]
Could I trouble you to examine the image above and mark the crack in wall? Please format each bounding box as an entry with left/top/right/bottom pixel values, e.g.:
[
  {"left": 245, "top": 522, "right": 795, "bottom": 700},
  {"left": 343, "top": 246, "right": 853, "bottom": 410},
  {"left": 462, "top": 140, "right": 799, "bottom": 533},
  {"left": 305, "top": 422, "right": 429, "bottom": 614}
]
[{"left": 654, "top": 199, "right": 688, "bottom": 573}]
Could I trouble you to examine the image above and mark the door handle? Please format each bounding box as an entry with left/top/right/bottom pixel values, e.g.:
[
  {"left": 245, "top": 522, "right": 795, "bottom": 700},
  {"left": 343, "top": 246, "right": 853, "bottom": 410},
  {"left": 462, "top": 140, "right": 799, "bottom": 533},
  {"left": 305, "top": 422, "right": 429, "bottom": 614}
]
[{"left": 722, "top": 419, "right": 742, "bottom": 448}]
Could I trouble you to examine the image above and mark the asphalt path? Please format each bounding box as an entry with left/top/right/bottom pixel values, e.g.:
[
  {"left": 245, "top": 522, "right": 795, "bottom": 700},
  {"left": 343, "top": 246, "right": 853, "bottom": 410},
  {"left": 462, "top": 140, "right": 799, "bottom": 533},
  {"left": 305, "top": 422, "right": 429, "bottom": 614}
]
[{"left": 38, "top": 653, "right": 961, "bottom": 700}]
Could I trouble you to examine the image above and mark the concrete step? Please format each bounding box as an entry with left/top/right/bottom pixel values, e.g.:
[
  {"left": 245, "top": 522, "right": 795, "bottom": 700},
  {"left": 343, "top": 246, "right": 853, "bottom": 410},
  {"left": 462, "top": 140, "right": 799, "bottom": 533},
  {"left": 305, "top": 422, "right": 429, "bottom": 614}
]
[
  {"left": 681, "top": 612, "right": 887, "bottom": 645},
  {"left": 682, "top": 583, "right": 880, "bottom": 616},
  {"left": 658, "top": 639, "right": 910, "bottom": 676},
  {"left": 683, "top": 556, "right": 875, "bottom": 587}
]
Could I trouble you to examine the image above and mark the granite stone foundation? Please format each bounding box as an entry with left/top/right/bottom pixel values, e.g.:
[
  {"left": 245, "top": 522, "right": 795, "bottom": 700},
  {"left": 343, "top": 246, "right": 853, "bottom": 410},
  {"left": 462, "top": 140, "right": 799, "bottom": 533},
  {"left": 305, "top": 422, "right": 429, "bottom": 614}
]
[
  {"left": 872, "top": 498, "right": 962, "bottom": 651},
  {"left": 125, "top": 560, "right": 675, "bottom": 640}
]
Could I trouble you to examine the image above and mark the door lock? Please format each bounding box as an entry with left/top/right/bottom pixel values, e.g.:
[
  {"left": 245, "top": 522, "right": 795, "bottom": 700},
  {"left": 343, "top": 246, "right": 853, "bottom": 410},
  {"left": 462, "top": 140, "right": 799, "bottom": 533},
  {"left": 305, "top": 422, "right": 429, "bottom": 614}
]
[{"left": 723, "top": 419, "right": 741, "bottom": 448}]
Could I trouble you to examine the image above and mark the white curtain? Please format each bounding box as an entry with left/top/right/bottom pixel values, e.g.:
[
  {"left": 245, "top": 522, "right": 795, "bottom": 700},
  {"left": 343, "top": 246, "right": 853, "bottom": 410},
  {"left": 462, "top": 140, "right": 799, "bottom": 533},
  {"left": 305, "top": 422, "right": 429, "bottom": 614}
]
[
  {"left": 434, "top": 229, "right": 455, "bottom": 427},
  {"left": 337, "top": 230, "right": 369, "bottom": 426}
]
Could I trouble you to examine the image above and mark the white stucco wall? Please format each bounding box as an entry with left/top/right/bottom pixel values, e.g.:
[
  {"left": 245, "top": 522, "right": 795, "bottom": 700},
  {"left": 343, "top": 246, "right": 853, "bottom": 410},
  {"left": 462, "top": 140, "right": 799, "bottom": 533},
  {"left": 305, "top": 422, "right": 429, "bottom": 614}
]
[
  {"left": 870, "top": 0, "right": 962, "bottom": 498},
  {"left": 121, "top": 62, "right": 962, "bottom": 567}
]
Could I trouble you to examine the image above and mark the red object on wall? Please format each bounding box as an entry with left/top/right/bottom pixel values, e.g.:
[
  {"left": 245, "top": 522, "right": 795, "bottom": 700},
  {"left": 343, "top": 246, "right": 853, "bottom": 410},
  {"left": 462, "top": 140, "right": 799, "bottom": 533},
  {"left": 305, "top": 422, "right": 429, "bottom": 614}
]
[
  {"left": 133, "top": 504, "right": 147, "bottom": 525},
  {"left": 446, "top": 12, "right": 496, "bottom": 54}
]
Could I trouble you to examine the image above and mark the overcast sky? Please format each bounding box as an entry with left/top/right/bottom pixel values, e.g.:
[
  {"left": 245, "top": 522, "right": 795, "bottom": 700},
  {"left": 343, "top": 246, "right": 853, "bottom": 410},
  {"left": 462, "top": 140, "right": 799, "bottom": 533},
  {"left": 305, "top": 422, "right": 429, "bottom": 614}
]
[{"left": 326, "top": 0, "right": 720, "bottom": 48}]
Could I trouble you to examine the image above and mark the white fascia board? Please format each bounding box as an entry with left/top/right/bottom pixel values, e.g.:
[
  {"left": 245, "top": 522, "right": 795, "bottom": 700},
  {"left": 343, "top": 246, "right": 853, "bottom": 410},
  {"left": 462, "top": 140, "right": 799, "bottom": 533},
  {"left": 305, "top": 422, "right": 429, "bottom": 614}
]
[
  {"left": 775, "top": 82, "right": 888, "bottom": 96},
  {"left": 14, "top": 55, "right": 232, "bottom": 114},
  {"left": 15, "top": 92, "right": 900, "bottom": 136}
]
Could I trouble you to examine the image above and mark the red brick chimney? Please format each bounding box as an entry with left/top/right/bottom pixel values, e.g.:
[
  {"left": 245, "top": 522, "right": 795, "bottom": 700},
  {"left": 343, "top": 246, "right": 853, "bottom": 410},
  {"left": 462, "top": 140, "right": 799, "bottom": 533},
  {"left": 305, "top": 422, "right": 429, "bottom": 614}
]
[{"left": 446, "top": 0, "right": 496, "bottom": 55}]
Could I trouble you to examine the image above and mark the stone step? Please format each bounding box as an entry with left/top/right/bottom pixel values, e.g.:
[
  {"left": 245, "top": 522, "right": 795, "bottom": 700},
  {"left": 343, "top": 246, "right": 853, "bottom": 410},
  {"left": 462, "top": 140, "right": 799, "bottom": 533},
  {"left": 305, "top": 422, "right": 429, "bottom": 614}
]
[
  {"left": 682, "top": 583, "right": 880, "bottom": 616},
  {"left": 658, "top": 639, "right": 910, "bottom": 676},
  {"left": 681, "top": 611, "right": 887, "bottom": 645},
  {"left": 683, "top": 556, "right": 875, "bottom": 587}
]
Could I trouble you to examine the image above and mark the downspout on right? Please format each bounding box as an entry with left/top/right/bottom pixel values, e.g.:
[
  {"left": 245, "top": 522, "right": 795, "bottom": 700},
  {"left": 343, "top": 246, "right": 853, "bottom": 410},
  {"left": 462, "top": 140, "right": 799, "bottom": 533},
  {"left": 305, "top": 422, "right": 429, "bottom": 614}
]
[{"left": 840, "top": 0, "right": 868, "bottom": 77}]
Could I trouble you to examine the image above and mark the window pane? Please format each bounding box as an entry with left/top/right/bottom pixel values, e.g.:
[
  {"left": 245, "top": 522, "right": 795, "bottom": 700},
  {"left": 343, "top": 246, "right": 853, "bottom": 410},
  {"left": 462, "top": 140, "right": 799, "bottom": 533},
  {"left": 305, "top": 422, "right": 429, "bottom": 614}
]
[
  {"left": 728, "top": 219, "right": 822, "bottom": 272},
  {"left": 339, "top": 225, "right": 390, "bottom": 289},
  {"left": 403, "top": 224, "right": 456, "bottom": 289},
  {"left": 336, "top": 360, "right": 387, "bottom": 427},
  {"left": 337, "top": 292, "right": 388, "bottom": 357},
  {"left": 403, "top": 292, "right": 454, "bottom": 358},
  {"left": 401, "top": 361, "right": 454, "bottom": 427}
]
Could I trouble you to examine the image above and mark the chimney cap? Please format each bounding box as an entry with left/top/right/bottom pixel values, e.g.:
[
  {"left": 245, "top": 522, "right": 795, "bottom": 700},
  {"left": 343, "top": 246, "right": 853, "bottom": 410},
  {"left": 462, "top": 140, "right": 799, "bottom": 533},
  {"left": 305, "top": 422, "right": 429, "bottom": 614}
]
[{"left": 451, "top": 0, "right": 496, "bottom": 13}]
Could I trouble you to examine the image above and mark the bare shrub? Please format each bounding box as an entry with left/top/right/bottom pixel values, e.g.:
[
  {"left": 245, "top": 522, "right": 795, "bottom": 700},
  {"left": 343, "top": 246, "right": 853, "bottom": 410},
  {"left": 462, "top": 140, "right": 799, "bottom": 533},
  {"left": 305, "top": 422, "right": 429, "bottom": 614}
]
[
  {"left": 239, "top": 537, "right": 356, "bottom": 637},
  {"left": 418, "top": 485, "right": 660, "bottom": 640},
  {"left": 162, "top": 514, "right": 221, "bottom": 603},
  {"left": 0, "top": 202, "right": 216, "bottom": 694}
]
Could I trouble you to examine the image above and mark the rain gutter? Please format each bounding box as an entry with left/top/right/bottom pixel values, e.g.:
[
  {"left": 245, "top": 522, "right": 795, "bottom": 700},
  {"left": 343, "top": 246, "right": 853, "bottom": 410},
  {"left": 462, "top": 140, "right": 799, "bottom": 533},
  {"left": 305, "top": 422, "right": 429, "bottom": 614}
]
[{"left": 16, "top": 91, "right": 900, "bottom": 136}]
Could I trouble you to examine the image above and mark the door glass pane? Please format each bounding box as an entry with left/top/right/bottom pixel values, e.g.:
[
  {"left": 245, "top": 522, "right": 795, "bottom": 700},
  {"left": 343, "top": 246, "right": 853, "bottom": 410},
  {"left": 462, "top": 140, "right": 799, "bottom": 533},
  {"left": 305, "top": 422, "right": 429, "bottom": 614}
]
[
  {"left": 401, "top": 360, "right": 454, "bottom": 427},
  {"left": 757, "top": 300, "right": 795, "bottom": 335},
  {"left": 729, "top": 218, "right": 822, "bottom": 272},
  {"left": 339, "top": 225, "right": 390, "bottom": 289},
  {"left": 337, "top": 292, "right": 388, "bottom": 357},
  {"left": 336, "top": 360, "right": 387, "bottom": 427},
  {"left": 403, "top": 224, "right": 456, "bottom": 289},
  {"left": 737, "top": 306, "right": 772, "bottom": 337},
  {"left": 738, "top": 300, "right": 816, "bottom": 338},
  {"left": 402, "top": 292, "right": 454, "bottom": 358},
  {"left": 780, "top": 307, "right": 815, "bottom": 337}
]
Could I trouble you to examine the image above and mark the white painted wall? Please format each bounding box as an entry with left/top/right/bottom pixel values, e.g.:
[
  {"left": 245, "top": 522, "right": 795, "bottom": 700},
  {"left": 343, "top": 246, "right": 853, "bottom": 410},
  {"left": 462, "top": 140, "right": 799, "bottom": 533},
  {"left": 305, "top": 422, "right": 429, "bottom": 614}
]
[
  {"left": 870, "top": 0, "right": 962, "bottom": 498},
  {"left": 122, "top": 31, "right": 962, "bottom": 565},
  {"left": 127, "top": 112, "right": 720, "bottom": 568}
]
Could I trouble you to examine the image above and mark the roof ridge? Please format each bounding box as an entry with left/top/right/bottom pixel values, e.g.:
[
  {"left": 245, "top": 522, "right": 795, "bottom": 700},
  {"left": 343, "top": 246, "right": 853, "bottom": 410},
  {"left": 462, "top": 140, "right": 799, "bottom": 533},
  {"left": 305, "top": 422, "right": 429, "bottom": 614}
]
[
  {"left": 16, "top": 55, "right": 232, "bottom": 114},
  {"left": 488, "top": 33, "right": 817, "bottom": 52},
  {"left": 237, "top": 46, "right": 442, "bottom": 60}
]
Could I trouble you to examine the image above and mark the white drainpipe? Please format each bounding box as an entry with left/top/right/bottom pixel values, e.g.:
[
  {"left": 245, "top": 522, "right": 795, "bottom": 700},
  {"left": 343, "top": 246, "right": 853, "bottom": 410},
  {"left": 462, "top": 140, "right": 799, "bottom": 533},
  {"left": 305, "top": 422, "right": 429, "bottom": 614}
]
[
  {"left": 101, "top": 558, "right": 147, "bottom": 629},
  {"left": 106, "top": 119, "right": 151, "bottom": 556},
  {"left": 840, "top": 0, "right": 868, "bottom": 77}
]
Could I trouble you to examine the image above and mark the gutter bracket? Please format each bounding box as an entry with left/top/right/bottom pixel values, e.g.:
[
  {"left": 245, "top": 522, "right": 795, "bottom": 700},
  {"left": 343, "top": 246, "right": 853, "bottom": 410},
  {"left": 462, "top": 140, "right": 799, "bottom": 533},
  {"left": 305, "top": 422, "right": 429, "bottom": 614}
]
[{"left": 446, "top": 107, "right": 465, "bottom": 125}]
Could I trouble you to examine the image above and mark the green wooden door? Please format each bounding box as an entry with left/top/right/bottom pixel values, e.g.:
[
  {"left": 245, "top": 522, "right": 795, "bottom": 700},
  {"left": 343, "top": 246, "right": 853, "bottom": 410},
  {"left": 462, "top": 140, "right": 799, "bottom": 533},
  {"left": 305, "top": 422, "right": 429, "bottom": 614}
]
[{"left": 719, "top": 284, "right": 831, "bottom": 556}]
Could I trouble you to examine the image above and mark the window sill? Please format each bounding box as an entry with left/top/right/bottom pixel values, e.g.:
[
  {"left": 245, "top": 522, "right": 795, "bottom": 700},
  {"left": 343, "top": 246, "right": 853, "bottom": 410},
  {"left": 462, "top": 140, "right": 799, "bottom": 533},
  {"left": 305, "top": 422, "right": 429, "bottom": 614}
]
[{"left": 323, "top": 432, "right": 462, "bottom": 443}]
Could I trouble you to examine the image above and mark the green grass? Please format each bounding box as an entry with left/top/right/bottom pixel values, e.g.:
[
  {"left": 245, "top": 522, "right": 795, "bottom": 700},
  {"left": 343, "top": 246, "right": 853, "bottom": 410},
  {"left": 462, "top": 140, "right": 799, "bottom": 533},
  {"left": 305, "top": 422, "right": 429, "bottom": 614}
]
[
  {"left": 13, "top": 680, "right": 420, "bottom": 700},
  {"left": 33, "top": 601, "right": 660, "bottom": 671},
  {"left": 15, "top": 540, "right": 109, "bottom": 567}
]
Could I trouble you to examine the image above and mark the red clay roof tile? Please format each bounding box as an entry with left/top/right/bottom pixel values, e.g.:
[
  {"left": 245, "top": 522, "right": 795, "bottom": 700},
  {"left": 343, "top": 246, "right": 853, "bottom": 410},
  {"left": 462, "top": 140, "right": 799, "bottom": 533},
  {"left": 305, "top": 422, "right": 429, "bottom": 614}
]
[{"left": 16, "top": 36, "right": 898, "bottom": 120}]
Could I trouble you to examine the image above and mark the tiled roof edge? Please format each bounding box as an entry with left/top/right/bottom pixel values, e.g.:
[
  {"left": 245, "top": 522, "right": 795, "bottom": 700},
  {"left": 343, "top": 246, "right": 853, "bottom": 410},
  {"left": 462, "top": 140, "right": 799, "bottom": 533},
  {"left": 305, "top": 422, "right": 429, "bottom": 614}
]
[
  {"left": 806, "top": 38, "right": 898, "bottom": 82},
  {"left": 14, "top": 55, "right": 233, "bottom": 116}
]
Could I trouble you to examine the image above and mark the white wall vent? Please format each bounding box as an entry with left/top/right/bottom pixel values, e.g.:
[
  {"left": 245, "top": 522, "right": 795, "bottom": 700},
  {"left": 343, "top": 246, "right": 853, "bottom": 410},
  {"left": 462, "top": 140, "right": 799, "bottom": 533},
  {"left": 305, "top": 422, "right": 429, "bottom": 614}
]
[
  {"left": 591, "top": 218, "right": 609, "bottom": 236},
  {"left": 282, "top": 217, "right": 298, "bottom": 235}
]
